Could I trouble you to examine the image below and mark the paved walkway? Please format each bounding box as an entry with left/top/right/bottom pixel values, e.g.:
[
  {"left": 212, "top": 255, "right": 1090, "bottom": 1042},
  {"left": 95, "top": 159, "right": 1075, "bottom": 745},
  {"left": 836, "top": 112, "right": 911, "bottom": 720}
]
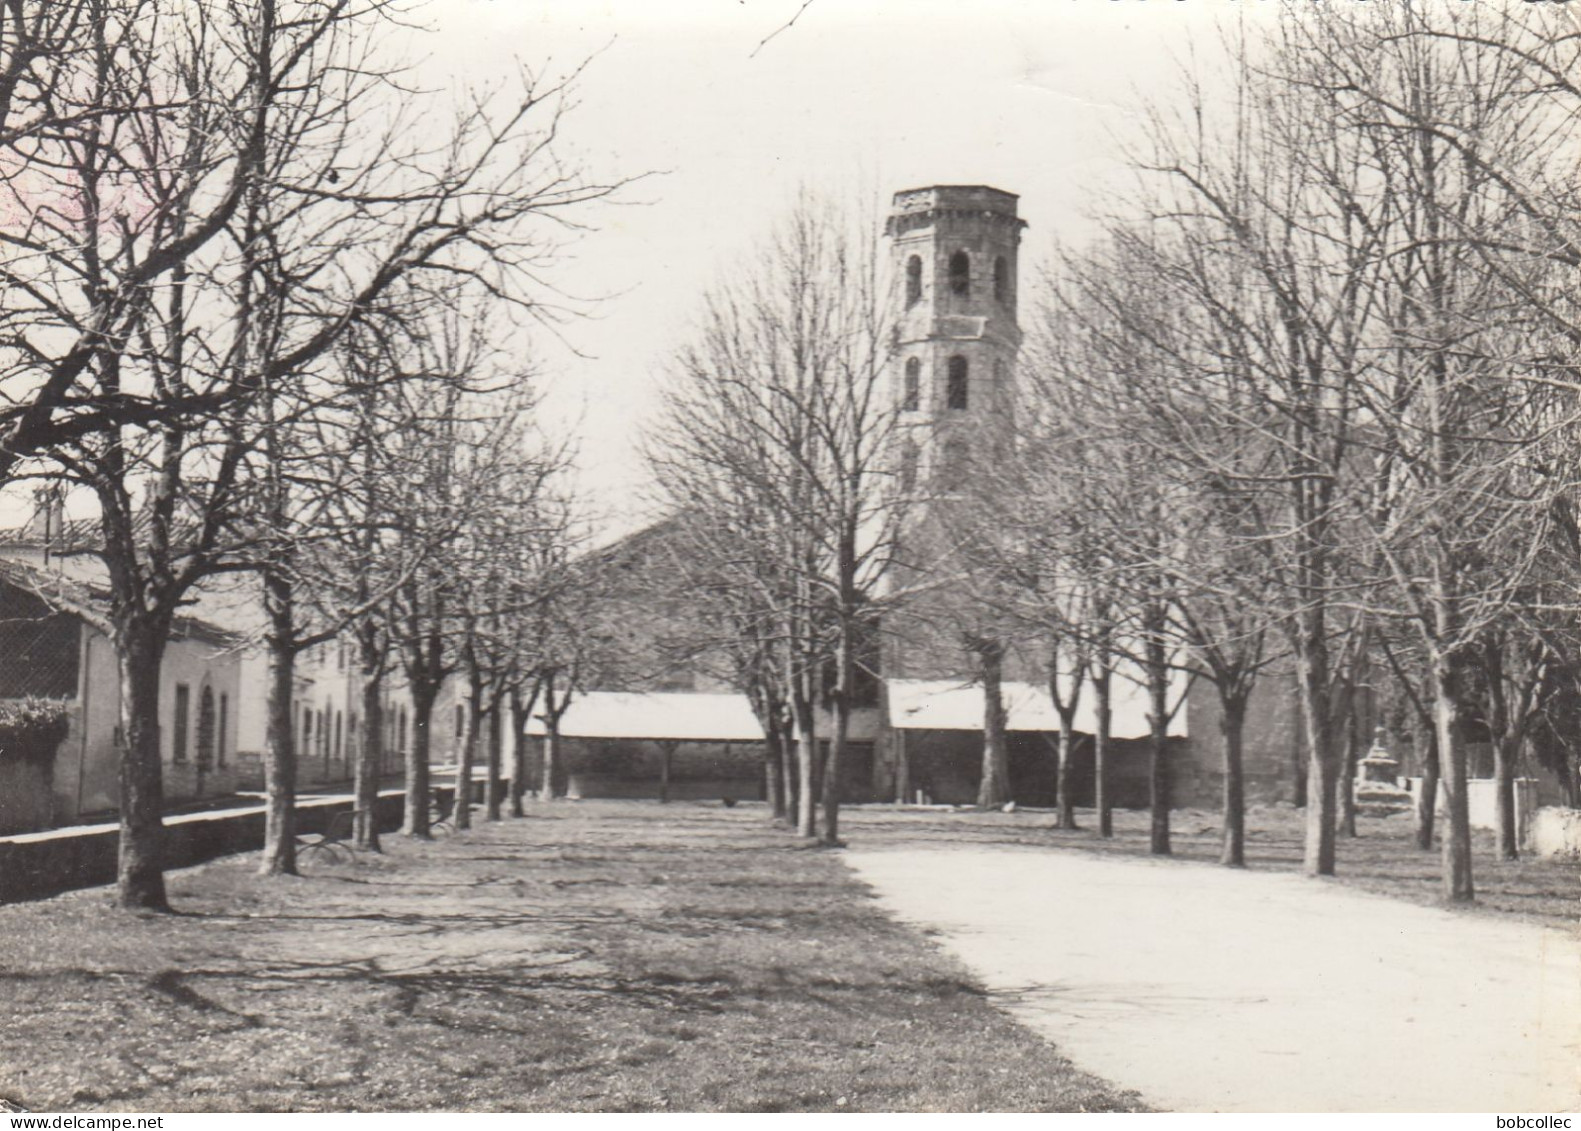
[{"left": 848, "top": 846, "right": 1581, "bottom": 1113}]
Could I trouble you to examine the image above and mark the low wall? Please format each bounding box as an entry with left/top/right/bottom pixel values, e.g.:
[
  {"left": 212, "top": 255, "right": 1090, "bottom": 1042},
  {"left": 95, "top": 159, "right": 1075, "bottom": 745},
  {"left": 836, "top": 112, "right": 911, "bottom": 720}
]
[
  {"left": 1404, "top": 777, "right": 1539, "bottom": 840},
  {"left": 566, "top": 772, "right": 762, "bottom": 802},
  {"left": 0, "top": 787, "right": 448, "bottom": 904},
  {"left": 0, "top": 759, "right": 53, "bottom": 836},
  {"left": 1527, "top": 807, "right": 1581, "bottom": 859}
]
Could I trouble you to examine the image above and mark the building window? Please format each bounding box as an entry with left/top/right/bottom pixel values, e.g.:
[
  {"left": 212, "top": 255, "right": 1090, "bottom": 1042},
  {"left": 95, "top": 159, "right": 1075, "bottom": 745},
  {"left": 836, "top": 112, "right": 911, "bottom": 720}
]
[
  {"left": 949, "top": 251, "right": 970, "bottom": 296},
  {"left": 947, "top": 356, "right": 969, "bottom": 409},
  {"left": 902, "top": 358, "right": 920, "bottom": 411},
  {"left": 218, "top": 693, "right": 228, "bottom": 766},
  {"left": 994, "top": 255, "right": 1009, "bottom": 302},
  {"left": 172, "top": 683, "right": 190, "bottom": 763},
  {"left": 318, "top": 709, "right": 328, "bottom": 757},
  {"left": 334, "top": 710, "right": 343, "bottom": 761},
  {"left": 905, "top": 255, "right": 922, "bottom": 307},
  {"left": 196, "top": 685, "right": 215, "bottom": 771},
  {"left": 900, "top": 441, "right": 918, "bottom": 492},
  {"left": 454, "top": 704, "right": 464, "bottom": 740},
  {"left": 302, "top": 710, "right": 312, "bottom": 758},
  {"left": 398, "top": 707, "right": 408, "bottom": 756}
]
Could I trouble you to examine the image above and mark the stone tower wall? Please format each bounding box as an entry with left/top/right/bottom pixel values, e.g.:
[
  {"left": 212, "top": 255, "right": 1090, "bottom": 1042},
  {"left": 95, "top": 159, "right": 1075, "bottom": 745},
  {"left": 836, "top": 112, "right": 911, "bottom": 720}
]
[{"left": 883, "top": 185, "right": 1026, "bottom": 682}]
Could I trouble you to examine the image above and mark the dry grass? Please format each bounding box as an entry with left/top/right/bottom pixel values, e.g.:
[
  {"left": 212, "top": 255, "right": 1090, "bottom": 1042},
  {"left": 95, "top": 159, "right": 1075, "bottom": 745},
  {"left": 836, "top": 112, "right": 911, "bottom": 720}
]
[
  {"left": 0, "top": 801, "right": 1145, "bottom": 1114},
  {"left": 839, "top": 802, "right": 1581, "bottom": 929}
]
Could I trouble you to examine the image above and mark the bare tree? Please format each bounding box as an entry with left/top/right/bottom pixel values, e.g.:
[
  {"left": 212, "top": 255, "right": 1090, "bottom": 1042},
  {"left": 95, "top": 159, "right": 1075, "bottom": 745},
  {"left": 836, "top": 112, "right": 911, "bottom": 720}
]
[
  {"left": 4, "top": 0, "right": 628, "bottom": 908},
  {"left": 649, "top": 192, "right": 906, "bottom": 845}
]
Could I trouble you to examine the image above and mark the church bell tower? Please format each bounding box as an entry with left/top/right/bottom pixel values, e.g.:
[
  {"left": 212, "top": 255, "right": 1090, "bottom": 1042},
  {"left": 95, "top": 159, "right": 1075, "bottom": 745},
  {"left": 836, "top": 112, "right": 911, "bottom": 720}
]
[{"left": 886, "top": 185, "right": 1025, "bottom": 488}]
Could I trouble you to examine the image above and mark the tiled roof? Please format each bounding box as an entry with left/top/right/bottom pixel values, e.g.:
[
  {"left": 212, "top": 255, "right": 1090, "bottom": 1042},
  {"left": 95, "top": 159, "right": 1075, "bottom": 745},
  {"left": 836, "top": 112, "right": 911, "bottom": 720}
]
[
  {"left": 0, "top": 555, "right": 243, "bottom": 647},
  {"left": 886, "top": 677, "right": 1188, "bottom": 739},
  {"left": 526, "top": 691, "right": 765, "bottom": 742}
]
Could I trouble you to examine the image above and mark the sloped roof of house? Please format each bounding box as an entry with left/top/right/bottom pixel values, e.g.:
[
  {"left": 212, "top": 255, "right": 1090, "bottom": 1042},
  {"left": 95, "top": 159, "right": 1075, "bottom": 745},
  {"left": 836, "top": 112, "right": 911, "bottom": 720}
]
[
  {"left": 526, "top": 691, "right": 765, "bottom": 742},
  {"left": 0, "top": 556, "right": 242, "bottom": 648},
  {"left": 886, "top": 678, "right": 1188, "bottom": 739}
]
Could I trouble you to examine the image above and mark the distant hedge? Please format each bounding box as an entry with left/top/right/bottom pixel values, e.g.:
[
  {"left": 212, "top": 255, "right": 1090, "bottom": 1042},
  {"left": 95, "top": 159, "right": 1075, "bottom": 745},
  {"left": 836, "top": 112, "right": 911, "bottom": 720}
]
[{"left": 0, "top": 699, "right": 69, "bottom": 765}]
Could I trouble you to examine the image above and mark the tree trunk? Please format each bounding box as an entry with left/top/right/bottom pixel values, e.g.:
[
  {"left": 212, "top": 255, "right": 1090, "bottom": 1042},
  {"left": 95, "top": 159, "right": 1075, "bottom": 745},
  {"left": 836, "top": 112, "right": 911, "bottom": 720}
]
[
  {"left": 1435, "top": 661, "right": 1474, "bottom": 902},
  {"left": 259, "top": 571, "right": 298, "bottom": 876},
  {"left": 115, "top": 620, "right": 170, "bottom": 911},
  {"left": 1147, "top": 636, "right": 1171, "bottom": 856},
  {"left": 1304, "top": 735, "right": 1340, "bottom": 876},
  {"left": 402, "top": 682, "right": 438, "bottom": 837},
  {"left": 791, "top": 679, "right": 817, "bottom": 838},
  {"left": 355, "top": 661, "right": 384, "bottom": 851},
  {"left": 658, "top": 739, "right": 675, "bottom": 803},
  {"left": 1493, "top": 734, "right": 1519, "bottom": 862},
  {"left": 1094, "top": 669, "right": 1112, "bottom": 838},
  {"left": 454, "top": 677, "right": 479, "bottom": 831},
  {"left": 539, "top": 672, "right": 562, "bottom": 802},
  {"left": 509, "top": 691, "right": 528, "bottom": 817},
  {"left": 509, "top": 682, "right": 539, "bottom": 817},
  {"left": 1220, "top": 694, "right": 1247, "bottom": 867},
  {"left": 776, "top": 717, "right": 798, "bottom": 826},
  {"left": 1056, "top": 727, "right": 1079, "bottom": 830},
  {"left": 1339, "top": 704, "right": 1360, "bottom": 839},
  {"left": 1414, "top": 730, "right": 1439, "bottom": 851},
  {"left": 764, "top": 726, "right": 785, "bottom": 818},
  {"left": 892, "top": 726, "right": 910, "bottom": 806},
  {"left": 1296, "top": 619, "right": 1337, "bottom": 877},
  {"left": 540, "top": 717, "right": 565, "bottom": 801},
  {"left": 821, "top": 631, "right": 852, "bottom": 846},
  {"left": 484, "top": 703, "right": 503, "bottom": 821},
  {"left": 977, "top": 640, "right": 1010, "bottom": 809}
]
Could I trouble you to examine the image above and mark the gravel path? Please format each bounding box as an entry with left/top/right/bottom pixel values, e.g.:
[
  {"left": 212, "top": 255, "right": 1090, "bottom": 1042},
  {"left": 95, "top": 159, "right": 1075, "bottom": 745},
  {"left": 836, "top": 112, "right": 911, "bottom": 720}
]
[{"left": 848, "top": 845, "right": 1581, "bottom": 1113}]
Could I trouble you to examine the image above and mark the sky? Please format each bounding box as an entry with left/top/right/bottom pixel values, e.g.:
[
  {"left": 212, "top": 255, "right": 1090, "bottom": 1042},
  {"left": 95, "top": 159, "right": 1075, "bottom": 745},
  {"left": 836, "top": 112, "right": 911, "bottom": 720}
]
[
  {"left": 412, "top": 0, "right": 1282, "bottom": 542},
  {"left": 0, "top": 0, "right": 1283, "bottom": 536}
]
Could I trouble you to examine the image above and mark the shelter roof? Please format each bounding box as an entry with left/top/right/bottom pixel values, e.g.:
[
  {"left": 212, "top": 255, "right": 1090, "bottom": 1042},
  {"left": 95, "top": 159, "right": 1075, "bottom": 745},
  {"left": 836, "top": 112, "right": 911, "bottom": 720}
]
[
  {"left": 886, "top": 678, "right": 1187, "bottom": 739},
  {"left": 527, "top": 691, "right": 764, "bottom": 742}
]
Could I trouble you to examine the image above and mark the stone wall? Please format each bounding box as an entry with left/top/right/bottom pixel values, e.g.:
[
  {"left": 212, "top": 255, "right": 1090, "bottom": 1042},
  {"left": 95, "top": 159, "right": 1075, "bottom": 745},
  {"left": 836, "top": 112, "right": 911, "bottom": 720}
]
[
  {"left": 0, "top": 758, "right": 53, "bottom": 835},
  {"left": 1527, "top": 807, "right": 1581, "bottom": 859},
  {"left": 1404, "top": 776, "right": 1540, "bottom": 840},
  {"left": 0, "top": 788, "right": 438, "bottom": 903}
]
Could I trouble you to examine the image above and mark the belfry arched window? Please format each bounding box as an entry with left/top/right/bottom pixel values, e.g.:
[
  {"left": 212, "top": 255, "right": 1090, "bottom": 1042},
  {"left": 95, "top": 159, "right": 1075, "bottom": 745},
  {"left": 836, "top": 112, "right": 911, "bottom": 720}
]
[
  {"left": 902, "top": 358, "right": 920, "bottom": 411},
  {"left": 994, "top": 256, "right": 1009, "bottom": 302},
  {"left": 947, "top": 356, "right": 968, "bottom": 409},
  {"left": 949, "top": 251, "right": 970, "bottom": 296},
  {"left": 905, "top": 255, "right": 922, "bottom": 307}
]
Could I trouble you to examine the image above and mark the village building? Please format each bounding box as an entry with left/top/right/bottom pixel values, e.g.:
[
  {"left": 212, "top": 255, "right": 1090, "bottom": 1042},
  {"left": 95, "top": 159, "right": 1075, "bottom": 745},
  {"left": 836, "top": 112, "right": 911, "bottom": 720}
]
[
  {"left": 523, "top": 691, "right": 767, "bottom": 802},
  {"left": 0, "top": 502, "right": 414, "bottom": 833},
  {"left": 182, "top": 581, "right": 413, "bottom": 794},
  {"left": 539, "top": 185, "right": 1232, "bottom": 810},
  {"left": 0, "top": 558, "right": 242, "bottom": 834}
]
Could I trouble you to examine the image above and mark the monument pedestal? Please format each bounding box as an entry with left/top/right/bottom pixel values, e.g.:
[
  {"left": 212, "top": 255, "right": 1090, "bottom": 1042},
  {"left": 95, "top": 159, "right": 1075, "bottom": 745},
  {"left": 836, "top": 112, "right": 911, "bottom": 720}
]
[{"left": 1355, "top": 726, "right": 1414, "bottom": 816}]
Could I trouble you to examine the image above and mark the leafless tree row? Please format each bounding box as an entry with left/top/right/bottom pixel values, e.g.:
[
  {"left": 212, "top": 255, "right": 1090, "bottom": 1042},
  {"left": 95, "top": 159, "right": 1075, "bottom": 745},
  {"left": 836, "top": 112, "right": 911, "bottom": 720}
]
[
  {"left": 0, "top": 0, "right": 623, "bottom": 909},
  {"left": 646, "top": 195, "right": 908, "bottom": 846},
  {"left": 995, "top": 4, "right": 1581, "bottom": 902},
  {"left": 644, "top": 8, "right": 1581, "bottom": 908}
]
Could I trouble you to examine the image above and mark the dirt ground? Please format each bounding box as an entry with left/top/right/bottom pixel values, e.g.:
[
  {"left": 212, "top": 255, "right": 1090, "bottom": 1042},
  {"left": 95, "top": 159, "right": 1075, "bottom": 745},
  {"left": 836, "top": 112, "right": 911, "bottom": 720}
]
[{"left": 0, "top": 801, "right": 1142, "bottom": 1113}]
